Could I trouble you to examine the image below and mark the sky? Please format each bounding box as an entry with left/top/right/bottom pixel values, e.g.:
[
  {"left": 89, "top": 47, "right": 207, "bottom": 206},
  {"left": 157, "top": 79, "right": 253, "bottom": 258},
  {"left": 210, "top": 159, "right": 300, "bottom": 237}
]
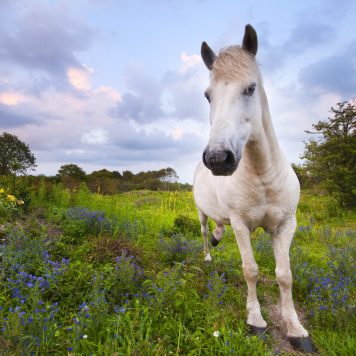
[{"left": 0, "top": 0, "right": 355, "bottom": 183}]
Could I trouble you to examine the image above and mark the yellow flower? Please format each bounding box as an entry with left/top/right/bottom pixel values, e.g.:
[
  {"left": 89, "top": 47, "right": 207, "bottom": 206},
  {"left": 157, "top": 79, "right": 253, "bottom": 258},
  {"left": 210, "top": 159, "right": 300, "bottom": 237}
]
[
  {"left": 0, "top": 188, "right": 4, "bottom": 194},
  {"left": 7, "top": 194, "right": 16, "bottom": 202},
  {"left": 17, "top": 200, "right": 25, "bottom": 205}
]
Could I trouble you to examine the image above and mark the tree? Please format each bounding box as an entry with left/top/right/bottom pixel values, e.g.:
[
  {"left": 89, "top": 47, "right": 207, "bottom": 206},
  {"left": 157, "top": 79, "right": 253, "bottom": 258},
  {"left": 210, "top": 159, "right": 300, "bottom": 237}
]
[
  {"left": 57, "top": 164, "right": 86, "bottom": 180},
  {"left": 122, "top": 170, "right": 134, "bottom": 181},
  {"left": 301, "top": 100, "right": 356, "bottom": 207},
  {"left": 0, "top": 132, "right": 36, "bottom": 176},
  {"left": 158, "top": 167, "right": 179, "bottom": 183}
]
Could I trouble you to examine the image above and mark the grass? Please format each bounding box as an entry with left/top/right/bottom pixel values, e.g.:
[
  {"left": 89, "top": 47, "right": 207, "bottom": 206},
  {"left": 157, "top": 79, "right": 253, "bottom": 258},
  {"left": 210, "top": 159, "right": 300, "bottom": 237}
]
[{"left": 0, "top": 183, "right": 355, "bottom": 355}]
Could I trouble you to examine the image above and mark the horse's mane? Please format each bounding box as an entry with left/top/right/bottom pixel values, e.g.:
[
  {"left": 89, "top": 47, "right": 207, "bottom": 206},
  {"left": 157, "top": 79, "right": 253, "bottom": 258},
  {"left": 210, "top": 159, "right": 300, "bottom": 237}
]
[{"left": 212, "top": 46, "right": 257, "bottom": 81}]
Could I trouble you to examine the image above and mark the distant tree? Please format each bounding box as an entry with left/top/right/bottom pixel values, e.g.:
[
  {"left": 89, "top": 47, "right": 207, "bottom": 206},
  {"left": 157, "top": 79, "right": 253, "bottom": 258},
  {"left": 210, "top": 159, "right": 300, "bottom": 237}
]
[
  {"left": 122, "top": 170, "right": 134, "bottom": 181},
  {"left": 57, "top": 164, "right": 86, "bottom": 180},
  {"left": 301, "top": 100, "right": 356, "bottom": 207},
  {"left": 89, "top": 169, "right": 114, "bottom": 179},
  {"left": 0, "top": 132, "right": 36, "bottom": 176},
  {"left": 159, "top": 167, "right": 179, "bottom": 183},
  {"left": 112, "top": 171, "right": 122, "bottom": 179},
  {"left": 86, "top": 169, "right": 121, "bottom": 194}
]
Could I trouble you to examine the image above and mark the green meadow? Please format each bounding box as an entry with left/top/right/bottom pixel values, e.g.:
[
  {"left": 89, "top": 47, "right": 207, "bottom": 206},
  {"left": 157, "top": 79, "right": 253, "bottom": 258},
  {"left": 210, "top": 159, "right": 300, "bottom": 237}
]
[{"left": 0, "top": 183, "right": 355, "bottom": 355}]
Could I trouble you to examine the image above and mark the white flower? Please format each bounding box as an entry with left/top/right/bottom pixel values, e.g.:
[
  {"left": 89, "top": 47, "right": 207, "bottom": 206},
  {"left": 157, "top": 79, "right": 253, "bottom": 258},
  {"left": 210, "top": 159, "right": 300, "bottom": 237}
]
[
  {"left": 213, "top": 330, "right": 220, "bottom": 337},
  {"left": 82, "top": 334, "right": 88, "bottom": 339}
]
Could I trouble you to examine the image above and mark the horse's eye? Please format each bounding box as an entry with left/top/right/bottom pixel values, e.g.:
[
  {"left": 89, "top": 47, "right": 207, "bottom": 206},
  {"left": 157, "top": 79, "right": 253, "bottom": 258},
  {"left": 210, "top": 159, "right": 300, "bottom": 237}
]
[
  {"left": 243, "top": 83, "right": 256, "bottom": 96},
  {"left": 204, "top": 91, "right": 211, "bottom": 103}
]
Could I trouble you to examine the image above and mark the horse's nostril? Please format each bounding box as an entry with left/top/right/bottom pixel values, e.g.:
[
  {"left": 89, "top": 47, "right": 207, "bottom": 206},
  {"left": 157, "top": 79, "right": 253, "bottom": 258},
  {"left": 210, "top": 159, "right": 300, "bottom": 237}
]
[
  {"left": 203, "top": 149, "right": 236, "bottom": 173},
  {"left": 202, "top": 150, "right": 209, "bottom": 168},
  {"left": 224, "top": 150, "right": 235, "bottom": 166}
]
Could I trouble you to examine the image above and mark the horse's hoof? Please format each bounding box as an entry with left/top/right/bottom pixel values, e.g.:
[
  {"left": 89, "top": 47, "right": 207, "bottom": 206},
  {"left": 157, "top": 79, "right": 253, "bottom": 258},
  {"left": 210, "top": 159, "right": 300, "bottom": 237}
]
[
  {"left": 248, "top": 325, "right": 268, "bottom": 341},
  {"left": 204, "top": 253, "right": 212, "bottom": 262},
  {"left": 211, "top": 233, "right": 219, "bottom": 246},
  {"left": 288, "top": 337, "right": 315, "bottom": 353}
]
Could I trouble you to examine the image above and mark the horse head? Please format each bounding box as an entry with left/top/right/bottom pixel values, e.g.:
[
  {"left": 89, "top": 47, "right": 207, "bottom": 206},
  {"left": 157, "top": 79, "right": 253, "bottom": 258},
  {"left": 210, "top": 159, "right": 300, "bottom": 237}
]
[{"left": 201, "top": 24, "right": 262, "bottom": 176}]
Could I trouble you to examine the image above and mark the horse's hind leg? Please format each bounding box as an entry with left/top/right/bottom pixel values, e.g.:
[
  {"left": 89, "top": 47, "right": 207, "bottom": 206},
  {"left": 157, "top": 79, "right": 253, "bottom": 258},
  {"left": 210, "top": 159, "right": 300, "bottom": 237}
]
[
  {"left": 197, "top": 209, "right": 211, "bottom": 261},
  {"left": 211, "top": 222, "right": 225, "bottom": 246}
]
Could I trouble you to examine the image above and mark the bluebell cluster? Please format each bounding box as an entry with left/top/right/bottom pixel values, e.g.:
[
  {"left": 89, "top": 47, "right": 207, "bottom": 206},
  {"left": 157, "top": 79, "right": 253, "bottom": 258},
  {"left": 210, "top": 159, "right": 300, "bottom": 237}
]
[
  {"left": 66, "top": 207, "right": 112, "bottom": 233},
  {"left": 115, "top": 254, "right": 144, "bottom": 279},
  {"left": 159, "top": 234, "right": 201, "bottom": 263},
  {"left": 307, "top": 262, "right": 352, "bottom": 313},
  {"left": 294, "top": 258, "right": 353, "bottom": 318},
  {"left": 206, "top": 271, "right": 228, "bottom": 305},
  {"left": 117, "top": 217, "right": 147, "bottom": 239}
]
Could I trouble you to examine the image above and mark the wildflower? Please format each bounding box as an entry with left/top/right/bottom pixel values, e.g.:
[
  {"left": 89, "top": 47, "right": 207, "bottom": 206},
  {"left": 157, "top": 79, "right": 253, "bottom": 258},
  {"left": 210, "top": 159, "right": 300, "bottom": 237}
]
[
  {"left": 7, "top": 194, "right": 16, "bottom": 202},
  {"left": 213, "top": 330, "right": 220, "bottom": 337},
  {"left": 0, "top": 188, "right": 4, "bottom": 194},
  {"left": 82, "top": 334, "right": 88, "bottom": 339},
  {"left": 17, "top": 200, "right": 24, "bottom": 205}
]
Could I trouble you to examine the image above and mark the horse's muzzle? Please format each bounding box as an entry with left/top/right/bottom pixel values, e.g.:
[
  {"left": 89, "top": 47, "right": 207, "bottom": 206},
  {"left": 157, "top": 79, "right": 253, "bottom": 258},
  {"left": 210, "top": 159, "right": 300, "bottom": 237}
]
[{"left": 203, "top": 148, "right": 238, "bottom": 176}]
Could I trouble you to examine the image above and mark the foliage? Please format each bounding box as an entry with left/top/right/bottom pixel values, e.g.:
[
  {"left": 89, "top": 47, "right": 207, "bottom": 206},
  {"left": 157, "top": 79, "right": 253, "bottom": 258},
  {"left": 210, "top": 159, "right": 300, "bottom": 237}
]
[
  {"left": 173, "top": 214, "right": 201, "bottom": 237},
  {"left": 301, "top": 100, "right": 356, "bottom": 207},
  {"left": 0, "top": 132, "right": 36, "bottom": 176},
  {"left": 0, "top": 185, "right": 355, "bottom": 354}
]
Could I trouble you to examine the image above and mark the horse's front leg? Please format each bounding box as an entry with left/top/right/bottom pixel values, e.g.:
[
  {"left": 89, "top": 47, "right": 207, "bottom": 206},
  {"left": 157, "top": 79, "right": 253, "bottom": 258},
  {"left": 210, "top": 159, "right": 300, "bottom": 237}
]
[
  {"left": 231, "top": 219, "right": 267, "bottom": 333},
  {"left": 273, "top": 217, "right": 314, "bottom": 352}
]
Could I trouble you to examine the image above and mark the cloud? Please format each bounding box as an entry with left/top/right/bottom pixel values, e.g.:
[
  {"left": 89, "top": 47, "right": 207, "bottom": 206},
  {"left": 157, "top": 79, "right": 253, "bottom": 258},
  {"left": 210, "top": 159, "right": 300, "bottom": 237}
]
[
  {"left": 110, "top": 67, "right": 165, "bottom": 123},
  {"left": 0, "top": 105, "right": 38, "bottom": 128},
  {"left": 110, "top": 53, "right": 208, "bottom": 124},
  {"left": 179, "top": 52, "right": 201, "bottom": 73},
  {"left": 95, "top": 87, "right": 121, "bottom": 101},
  {"left": 0, "top": 2, "right": 94, "bottom": 82},
  {"left": 299, "top": 41, "right": 356, "bottom": 97},
  {"left": 261, "top": 21, "right": 335, "bottom": 71},
  {"left": 81, "top": 129, "right": 108, "bottom": 145},
  {"left": 67, "top": 66, "right": 93, "bottom": 91},
  {"left": 171, "top": 127, "right": 183, "bottom": 140},
  {"left": 0, "top": 92, "right": 28, "bottom": 106}
]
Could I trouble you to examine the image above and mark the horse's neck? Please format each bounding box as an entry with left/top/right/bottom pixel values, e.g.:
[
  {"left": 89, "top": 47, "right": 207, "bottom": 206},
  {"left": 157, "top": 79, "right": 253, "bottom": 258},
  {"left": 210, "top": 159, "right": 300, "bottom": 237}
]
[{"left": 242, "top": 91, "right": 285, "bottom": 177}]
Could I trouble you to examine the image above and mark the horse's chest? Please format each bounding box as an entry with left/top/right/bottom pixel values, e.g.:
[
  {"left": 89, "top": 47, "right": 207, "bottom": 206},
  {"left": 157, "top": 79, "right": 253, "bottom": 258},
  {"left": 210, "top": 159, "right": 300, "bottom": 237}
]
[{"left": 219, "top": 183, "right": 287, "bottom": 231}]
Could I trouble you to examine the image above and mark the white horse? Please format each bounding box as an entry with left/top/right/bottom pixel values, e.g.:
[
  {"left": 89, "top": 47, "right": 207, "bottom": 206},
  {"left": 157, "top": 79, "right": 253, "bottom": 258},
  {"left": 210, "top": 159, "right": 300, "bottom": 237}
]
[{"left": 193, "top": 25, "right": 313, "bottom": 352}]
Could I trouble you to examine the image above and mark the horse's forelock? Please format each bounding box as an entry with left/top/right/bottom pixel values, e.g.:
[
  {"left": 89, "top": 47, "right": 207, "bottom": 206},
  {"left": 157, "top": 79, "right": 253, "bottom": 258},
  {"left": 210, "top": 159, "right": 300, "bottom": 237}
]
[{"left": 212, "top": 46, "right": 257, "bottom": 81}]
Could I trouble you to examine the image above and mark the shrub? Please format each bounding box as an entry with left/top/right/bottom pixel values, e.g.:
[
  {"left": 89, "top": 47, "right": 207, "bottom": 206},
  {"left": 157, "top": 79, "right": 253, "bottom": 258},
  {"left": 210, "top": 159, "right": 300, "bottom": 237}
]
[{"left": 173, "top": 215, "right": 201, "bottom": 238}]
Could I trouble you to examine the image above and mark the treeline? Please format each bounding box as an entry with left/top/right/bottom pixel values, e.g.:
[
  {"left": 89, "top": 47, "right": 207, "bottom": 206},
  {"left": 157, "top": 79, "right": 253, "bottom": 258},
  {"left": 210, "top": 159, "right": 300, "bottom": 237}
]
[
  {"left": 53, "top": 165, "right": 191, "bottom": 193},
  {"left": 0, "top": 132, "right": 191, "bottom": 193}
]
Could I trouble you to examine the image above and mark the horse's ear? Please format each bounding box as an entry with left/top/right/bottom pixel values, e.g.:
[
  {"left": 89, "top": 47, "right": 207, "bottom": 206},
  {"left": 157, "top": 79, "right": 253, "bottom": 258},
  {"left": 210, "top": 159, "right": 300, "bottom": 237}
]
[
  {"left": 201, "top": 42, "right": 216, "bottom": 70},
  {"left": 242, "top": 24, "right": 258, "bottom": 56}
]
